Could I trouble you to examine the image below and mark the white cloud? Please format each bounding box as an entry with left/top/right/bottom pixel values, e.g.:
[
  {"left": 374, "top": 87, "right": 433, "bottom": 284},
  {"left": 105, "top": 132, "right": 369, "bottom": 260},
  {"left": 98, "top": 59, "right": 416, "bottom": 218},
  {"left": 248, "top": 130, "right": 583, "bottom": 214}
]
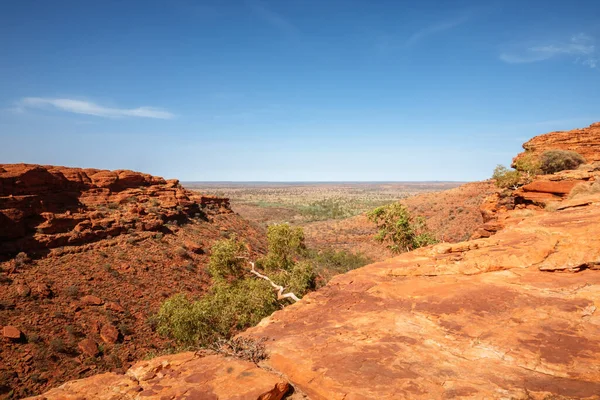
[
  {"left": 19, "top": 97, "right": 175, "bottom": 119},
  {"left": 500, "top": 33, "right": 597, "bottom": 68}
]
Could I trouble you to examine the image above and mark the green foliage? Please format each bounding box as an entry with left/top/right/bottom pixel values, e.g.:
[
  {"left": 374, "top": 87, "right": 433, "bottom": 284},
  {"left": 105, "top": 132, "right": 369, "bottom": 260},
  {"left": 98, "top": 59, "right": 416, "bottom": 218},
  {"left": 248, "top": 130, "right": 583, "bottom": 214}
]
[
  {"left": 207, "top": 236, "right": 247, "bottom": 282},
  {"left": 300, "top": 197, "right": 354, "bottom": 221},
  {"left": 492, "top": 165, "right": 522, "bottom": 189},
  {"left": 539, "top": 150, "right": 586, "bottom": 174},
  {"left": 306, "top": 249, "right": 372, "bottom": 286},
  {"left": 157, "top": 224, "right": 372, "bottom": 348},
  {"left": 156, "top": 279, "right": 279, "bottom": 347},
  {"left": 272, "top": 261, "right": 317, "bottom": 298},
  {"left": 263, "top": 224, "right": 306, "bottom": 271},
  {"left": 513, "top": 152, "right": 542, "bottom": 175},
  {"left": 367, "top": 203, "right": 438, "bottom": 254}
]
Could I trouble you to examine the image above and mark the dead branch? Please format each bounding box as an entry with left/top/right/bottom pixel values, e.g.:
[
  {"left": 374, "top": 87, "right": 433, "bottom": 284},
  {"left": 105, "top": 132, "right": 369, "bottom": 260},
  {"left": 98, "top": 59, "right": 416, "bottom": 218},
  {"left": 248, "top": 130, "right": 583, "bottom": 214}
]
[{"left": 237, "top": 257, "right": 300, "bottom": 302}]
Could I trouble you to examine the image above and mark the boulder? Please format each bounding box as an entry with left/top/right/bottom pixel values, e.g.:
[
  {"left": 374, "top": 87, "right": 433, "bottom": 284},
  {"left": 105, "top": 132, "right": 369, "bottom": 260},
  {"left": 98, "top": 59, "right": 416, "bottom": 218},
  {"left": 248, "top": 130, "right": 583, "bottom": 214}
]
[
  {"left": 2, "top": 326, "right": 22, "bottom": 340},
  {"left": 81, "top": 295, "right": 103, "bottom": 306},
  {"left": 77, "top": 338, "right": 99, "bottom": 357},
  {"left": 100, "top": 325, "right": 119, "bottom": 344}
]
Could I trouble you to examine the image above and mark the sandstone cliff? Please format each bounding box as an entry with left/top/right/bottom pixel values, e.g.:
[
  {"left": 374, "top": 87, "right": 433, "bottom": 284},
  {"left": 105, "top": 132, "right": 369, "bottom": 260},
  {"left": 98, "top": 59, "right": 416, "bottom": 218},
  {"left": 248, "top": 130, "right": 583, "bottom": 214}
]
[
  {"left": 0, "top": 164, "right": 231, "bottom": 257},
  {"left": 513, "top": 122, "right": 600, "bottom": 166}
]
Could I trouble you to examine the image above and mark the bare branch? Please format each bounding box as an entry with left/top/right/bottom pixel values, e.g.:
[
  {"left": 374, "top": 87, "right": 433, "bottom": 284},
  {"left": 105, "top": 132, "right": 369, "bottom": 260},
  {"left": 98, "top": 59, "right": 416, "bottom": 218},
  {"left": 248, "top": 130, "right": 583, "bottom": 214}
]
[{"left": 237, "top": 257, "right": 300, "bottom": 302}]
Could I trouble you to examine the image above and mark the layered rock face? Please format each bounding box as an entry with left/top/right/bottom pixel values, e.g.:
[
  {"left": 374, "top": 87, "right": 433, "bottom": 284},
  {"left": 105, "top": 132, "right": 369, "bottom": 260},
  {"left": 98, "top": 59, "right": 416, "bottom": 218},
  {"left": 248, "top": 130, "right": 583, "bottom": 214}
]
[
  {"left": 0, "top": 164, "right": 230, "bottom": 257},
  {"left": 513, "top": 122, "right": 600, "bottom": 165},
  {"left": 29, "top": 193, "right": 600, "bottom": 398}
]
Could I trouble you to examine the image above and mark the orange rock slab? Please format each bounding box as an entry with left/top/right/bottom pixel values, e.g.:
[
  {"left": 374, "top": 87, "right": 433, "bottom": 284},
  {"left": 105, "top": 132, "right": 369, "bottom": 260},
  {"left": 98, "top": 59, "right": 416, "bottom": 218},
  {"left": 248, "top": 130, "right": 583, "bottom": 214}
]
[{"left": 27, "top": 353, "right": 290, "bottom": 400}]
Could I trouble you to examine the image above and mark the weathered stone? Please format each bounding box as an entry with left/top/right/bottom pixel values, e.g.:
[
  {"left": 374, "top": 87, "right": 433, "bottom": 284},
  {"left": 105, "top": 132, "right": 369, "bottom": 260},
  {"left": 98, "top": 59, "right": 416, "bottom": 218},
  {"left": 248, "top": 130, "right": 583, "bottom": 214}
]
[
  {"left": 521, "top": 179, "right": 581, "bottom": 195},
  {"left": 104, "top": 301, "right": 125, "bottom": 313},
  {"left": 27, "top": 353, "right": 290, "bottom": 399},
  {"left": 100, "top": 324, "right": 119, "bottom": 344},
  {"left": 0, "top": 164, "right": 228, "bottom": 256},
  {"left": 77, "top": 338, "right": 99, "bottom": 357},
  {"left": 81, "top": 295, "right": 103, "bottom": 306},
  {"left": 2, "top": 326, "right": 22, "bottom": 340}
]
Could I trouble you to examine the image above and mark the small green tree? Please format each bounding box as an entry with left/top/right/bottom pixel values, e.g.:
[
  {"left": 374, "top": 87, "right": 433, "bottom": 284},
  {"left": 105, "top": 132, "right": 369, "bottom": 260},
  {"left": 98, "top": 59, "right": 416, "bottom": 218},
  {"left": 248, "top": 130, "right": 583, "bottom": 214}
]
[
  {"left": 207, "top": 236, "right": 247, "bottom": 282},
  {"left": 263, "top": 224, "right": 306, "bottom": 272},
  {"left": 513, "top": 152, "right": 542, "bottom": 176},
  {"left": 492, "top": 165, "right": 522, "bottom": 189},
  {"left": 539, "top": 150, "right": 585, "bottom": 174},
  {"left": 367, "top": 203, "right": 437, "bottom": 254}
]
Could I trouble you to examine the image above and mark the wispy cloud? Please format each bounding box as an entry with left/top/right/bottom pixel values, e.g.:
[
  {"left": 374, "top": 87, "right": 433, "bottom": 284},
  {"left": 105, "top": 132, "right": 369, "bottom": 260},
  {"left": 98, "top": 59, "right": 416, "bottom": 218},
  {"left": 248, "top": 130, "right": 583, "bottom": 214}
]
[
  {"left": 500, "top": 33, "right": 597, "bottom": 68},
  {"left": 245, "top": 0, "right": 298, "bottom": 36},
  {"left": 19, "top": 97, "right": 175, "bottom": 119},
  {"left": 406, "top": 15, "right": 470, "bottom": 46}
]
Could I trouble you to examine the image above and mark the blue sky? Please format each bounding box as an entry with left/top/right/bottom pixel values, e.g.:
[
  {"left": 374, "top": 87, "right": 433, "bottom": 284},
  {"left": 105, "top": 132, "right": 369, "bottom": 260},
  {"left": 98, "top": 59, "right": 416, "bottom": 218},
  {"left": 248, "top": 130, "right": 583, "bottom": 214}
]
[{"left": 1, "top": 0, "right": 599, "bottom": 181}]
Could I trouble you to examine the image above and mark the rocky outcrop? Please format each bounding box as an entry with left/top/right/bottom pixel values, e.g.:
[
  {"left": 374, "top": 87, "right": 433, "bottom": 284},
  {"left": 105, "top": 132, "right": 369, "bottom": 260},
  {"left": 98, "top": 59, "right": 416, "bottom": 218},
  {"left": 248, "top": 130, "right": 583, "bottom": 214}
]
[
  {"left": 31, "top": 191, "right": 600, "bottom": 399},
  {"left": 28, "top": 352, "right": 291, "bottom": 400},
  {"left": 513, "top": 121, "right": 600, "bottom": 165},
  {"left": 0, "top": 164, "right": 231, "bottom": 257}
]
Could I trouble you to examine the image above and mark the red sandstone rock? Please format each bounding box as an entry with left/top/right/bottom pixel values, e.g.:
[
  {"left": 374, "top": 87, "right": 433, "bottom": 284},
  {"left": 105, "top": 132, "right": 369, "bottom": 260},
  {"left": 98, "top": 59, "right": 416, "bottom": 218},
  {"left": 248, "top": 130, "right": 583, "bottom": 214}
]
[
  {"left": 100, "top": 324, "right": 119, "bottom": 344},
  {"left": 513, "top": 121, "right": 600, "bottom": 165},
  {"left": 27, "top": 353, "right": 290, "bottom": 400},
  {"left": 0, "top": 164, "right": 231, "bottom": 256},
  {"left": 104, "top": 301, "right": 125, "bottom": 313},
  {"left": 2, "top": 326, "right": 22, "bottom": 340},
  {"left": 78, "top": 338, "right": 99, "bottom": 357},
  {"left": 522, "top": 180, "right": 580, "bottom": 195},
  {"left": 81, "top": 295, "right": 103, "bottom": 306}
]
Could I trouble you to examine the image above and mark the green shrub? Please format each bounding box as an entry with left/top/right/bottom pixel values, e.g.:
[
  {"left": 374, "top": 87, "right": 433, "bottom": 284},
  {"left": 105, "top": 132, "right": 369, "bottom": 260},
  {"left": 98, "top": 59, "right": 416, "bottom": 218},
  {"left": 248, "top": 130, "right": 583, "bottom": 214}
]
[
  {"left": 156, "top": 279, "right": 279, "bottom": 347},
  {"left": 207, "top": 237, "right": 247, "bottom": 282},
  {"left": 492, "top": 165, "right": 522, "bottom": 189},
  {"left": 539, "top": 150, "right": 586, "bottom": 174},
  {"left": 263, "top": 224, "right": 306, "bottom": 272},
  {"left": 513, "top": 152, "right": 542, "bottom": 175},
  {"left": 272, "top": 261, "right": 316, "bottom": 298},
  {"left": 367, "top": 203, "right": 437, "bottom": 254}
]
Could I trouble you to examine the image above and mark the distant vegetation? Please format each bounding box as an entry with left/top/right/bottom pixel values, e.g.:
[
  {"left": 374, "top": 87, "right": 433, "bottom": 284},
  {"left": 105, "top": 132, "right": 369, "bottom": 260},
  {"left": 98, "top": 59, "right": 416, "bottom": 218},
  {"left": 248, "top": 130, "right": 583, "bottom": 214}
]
[
  {"left": 367, "top": 203, "right": 437, "bottom": 254},
  {"left": 300, "top": 197, "right": 355, "bottom": 221},
  {"left": 156, "top": 224, "right": 371, "bottom": 347},
  {"left": 493, "top": 149, "right": 586, "bottom": 189}
]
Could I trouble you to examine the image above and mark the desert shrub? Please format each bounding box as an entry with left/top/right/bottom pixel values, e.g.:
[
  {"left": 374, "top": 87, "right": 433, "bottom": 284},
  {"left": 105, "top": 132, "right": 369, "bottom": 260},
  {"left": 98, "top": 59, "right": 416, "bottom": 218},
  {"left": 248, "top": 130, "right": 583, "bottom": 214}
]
[
  {"left": 300, "top": 197, "right": 354, "bottom": 221},
  {"left": 539, "top": 150, "right": 586, "bottom": 174},
  {"left": 262, "top": 224, "right": 306, "bottom": 272},
  {"left": 513, "top": 152, "right": 542, "bottom": 175},
  {"left": 307, "top": 249, "right": 371, "bottom": 285},
  {"left": 492, "top": 165, "right": 522, "bottom": 189},
  {"left": 207, "top": 237, "right": 247, "bottom": 282},
  {"left": 272, "top": 261, "right": 316, "bottom": 298},
  {"left": 367, "top": 203, "right": 438, "bottom": 254},
  {"left": 209, "top": 336, "right": 267, "bottom": 363},
  {"left": 568, "top": 181, "right": 600, "bottom": 199},
  {"left": 156, "top": 278, "right": 279, "bottom": 347}
]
